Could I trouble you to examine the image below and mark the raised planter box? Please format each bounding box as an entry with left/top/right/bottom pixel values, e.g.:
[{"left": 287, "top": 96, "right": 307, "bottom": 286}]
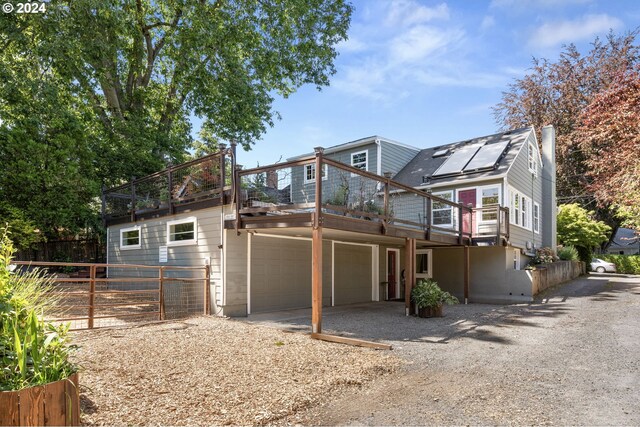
[
  {"left": 417, "top": 304, "right": 443, "bottom": 318},
  {"left": 0, "top": 373, "right": 79, "bottom": 426}
]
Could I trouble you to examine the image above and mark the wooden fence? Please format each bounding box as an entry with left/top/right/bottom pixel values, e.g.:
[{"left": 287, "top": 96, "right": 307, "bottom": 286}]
[
  {"left": 0, "top": 373, "right": 79, "bottom": 426},
  {"left": 14, "top": 239, "right": 105, "bottom": 264},
  {"left": 12, "top": 261, "right": 210, "bottom": 330}
]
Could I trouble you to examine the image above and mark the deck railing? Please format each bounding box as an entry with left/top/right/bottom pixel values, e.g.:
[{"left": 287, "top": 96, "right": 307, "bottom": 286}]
[
  {"left": 102, "top": 149, "right": 233, "bottom": 224},
  {"left": 235, "top": 150, "right": 482, "bottom": 243}
]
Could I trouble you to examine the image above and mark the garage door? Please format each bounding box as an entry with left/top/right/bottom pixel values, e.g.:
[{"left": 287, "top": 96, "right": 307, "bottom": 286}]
[
  {"left": 334, "top": 243, "right": 373, "bottom": 305},
  {"left": 251, "top": 236, "right": 311, "bottom": 313}
]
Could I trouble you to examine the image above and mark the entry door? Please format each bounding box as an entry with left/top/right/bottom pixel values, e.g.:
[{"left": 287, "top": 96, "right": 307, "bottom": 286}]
[
  {"left": 387, "top": 250, "right": 398, "bottom": 299},
  {"left": 457, "top": 189, "right": 476, "bottom": 235}
]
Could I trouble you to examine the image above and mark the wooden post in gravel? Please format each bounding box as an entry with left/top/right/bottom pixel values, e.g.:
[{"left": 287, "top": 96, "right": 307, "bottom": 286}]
[
  {"left": 88, "top": 264, "right": 96, "bottom": 329},
  {"left": 404, "top": 238, "right": 415, "bottom": 316},
  {"left": 159, "top": 266, "right": 165, "bottom": 321},
  {"left": 312, "top": 147, "right": 324, "bottom": 334},
  {"left": 204, "top": 264, "right": 211, "bottom": 315},
  {"left": 463, "top": 245, "right": 470, "bottom": 304}
]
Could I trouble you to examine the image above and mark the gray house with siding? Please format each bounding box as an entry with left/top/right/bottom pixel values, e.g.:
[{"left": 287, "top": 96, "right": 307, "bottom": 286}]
[{"left": 103, "top": 125, "right": 558, "bottom": 321}]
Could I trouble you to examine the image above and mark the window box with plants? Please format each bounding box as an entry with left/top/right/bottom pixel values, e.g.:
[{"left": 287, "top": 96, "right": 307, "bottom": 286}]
[
  {"left": 411, "top": 278, "right": 459, "bottom": 318},
  {"left": 0, "top": 230, "right": 79, "bottom": 426}
]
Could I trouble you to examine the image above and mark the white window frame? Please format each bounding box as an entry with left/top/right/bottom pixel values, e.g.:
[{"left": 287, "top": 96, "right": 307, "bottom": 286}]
[
  {"left": 478, "top": 185, "right": 501, "bottom": 223},
  {"left": 533, "top": 202, "right": 540, "bottom": 234},
  {"left": 528, "top": 143, "right": 538, "bottom": 176},
  {"left": 303, "top": 163, "right": 328, "bottom": 184},
  {"left": 513, "top": 249, "right": 521, "bottom": 270},
  {"left": 351, "top": 150, "right": 368, "bottom": 172},
  {"left": 167, "top": 217, "right": 198, "bottom": 247},
  {"left": 415, "top": 249, "right": 433, "bottom": 280},
  {"left": 432, "top": 190, "right": 454, "bottom": 228},
  {"left": 509, "top": 187, "right": 533, "bottom": 231},
  {"left": 120, "top": 225, "right": 141, "bottom": 250}
]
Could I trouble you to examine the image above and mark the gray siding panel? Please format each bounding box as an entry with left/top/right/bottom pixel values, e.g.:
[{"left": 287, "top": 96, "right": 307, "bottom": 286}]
[
  {"left": 107, "top": 207, "right": 224, "bottom": 305},
  {"left": 381, "top": 141, "right": 419, "bottom": 176},
  {"left": 506, "top": 133, "right": 543, "bottom": 251}
]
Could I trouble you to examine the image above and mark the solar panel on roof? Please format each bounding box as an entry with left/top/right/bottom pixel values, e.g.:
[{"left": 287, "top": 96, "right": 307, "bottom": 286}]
[
  {"left": 432, "top": 144, "right": 483, "bottom": 176},
  {"left": 463, "top": 140, "right": 510, "bottom": 172}
]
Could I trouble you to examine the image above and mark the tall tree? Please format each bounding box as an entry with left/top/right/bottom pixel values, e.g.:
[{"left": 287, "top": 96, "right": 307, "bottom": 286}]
[
  {"left": 493, "top": 31, "right": 640, "bottom": 231},
  {"left": 0, "top": 0, "right": 352, "bottom": 240},
  {"left": 571, "top": 69, "right": 640, "bottom": 230}
]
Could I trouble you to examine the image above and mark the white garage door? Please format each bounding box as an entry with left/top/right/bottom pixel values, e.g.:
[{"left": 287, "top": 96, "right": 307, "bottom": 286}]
[{"left": 334, "top": 243, "right": 373, "bottom": 305}]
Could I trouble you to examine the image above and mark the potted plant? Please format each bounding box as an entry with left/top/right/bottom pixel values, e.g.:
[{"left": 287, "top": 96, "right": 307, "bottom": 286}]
[
  {"left": 411, "top": 278, "right": 459, "bottom": 318},
  {"left": 1, "top": 229, "right": 79, "bottom": 426}
]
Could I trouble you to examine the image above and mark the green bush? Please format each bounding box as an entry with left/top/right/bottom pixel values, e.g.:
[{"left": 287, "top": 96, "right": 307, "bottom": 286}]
[
  {"left": 558, "top": 245, "right": 579, "bottom": 261},
  {"left": 532, "top": 247, "right": 557, "bottom": 264},
  {"left": 0, "top": 229, "right": 77, "bottom": 391},
  {"left": 411, "top": 278, "right": 458, "bottom": 308},
  {"left": 599, "top": 255, "right": 640, "bottom": 275}
]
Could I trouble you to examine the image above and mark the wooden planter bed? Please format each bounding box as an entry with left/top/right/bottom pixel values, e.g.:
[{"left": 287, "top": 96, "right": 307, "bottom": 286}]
[{"left": 0, "top": 373, "right": 80, "bottom": 426}]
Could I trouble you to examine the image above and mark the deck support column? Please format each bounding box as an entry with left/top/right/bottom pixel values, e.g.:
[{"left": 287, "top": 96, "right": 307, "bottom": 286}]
[
  {"left": 404, "top": 238, "right": 416, "bottom": 316},
  {"left": 463, "top": 245, "right": 470, "bottom": 304},
  {"left": 312, "top": 147, "right": 324, "bottom": 334}
]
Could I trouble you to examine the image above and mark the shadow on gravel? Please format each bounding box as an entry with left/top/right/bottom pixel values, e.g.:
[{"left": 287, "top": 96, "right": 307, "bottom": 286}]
[{"left": 246, "top": 274, "right": 640, "bottom": 347}]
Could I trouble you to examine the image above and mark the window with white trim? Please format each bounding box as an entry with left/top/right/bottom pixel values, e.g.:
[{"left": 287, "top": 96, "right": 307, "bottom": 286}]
[
  {"left": 510, "top": 187, "right": 533, "bottom": 230},
  {"left": 167, "top": 217, "right": 197, "bottom": 246},
  {"left": 303, "top": 164, "right": 328, "bottom": 184},
  {"left": 120, "top": 226, "right": 141, "bottom": 249},
  {"left": 533, "top": 202, "right": 540, "bottom": 234},
  {"left": 432, "top": 191, "right": 453, "bottom": 227},
  {"left": 351, "top": 150, "right": 368, "bottom": 171},
  {"left": 514, "top": 249, "right": 521, "bottom": 270},
  {"left": 416, "top": 249, "right": 433, "bottom": 279},
  {"left": 528, "top": 143, "right": 538, "bottom": 175},
  {"left": 480, "top": 186, "right": 500, "bottom": 222}
]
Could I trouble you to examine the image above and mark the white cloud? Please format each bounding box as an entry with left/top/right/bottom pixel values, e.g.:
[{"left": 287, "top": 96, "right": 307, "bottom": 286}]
[
  {"left": 490, "top": 0, "right": 592, "bottom": 9},
  {"left": 529, "top": 14, "right": 623, "bottom": 48},
  {"left": 481, "top": 15, "right": 495, "bottom": 31},
  {"left": 389, "top": 26, "right": 463, "bottom": 64},
  {"left": 385, "top": 1, "right": 450, "bottom": 28},
  {"left": 337, "top": 36, "right": 368, "bottom": 53}
]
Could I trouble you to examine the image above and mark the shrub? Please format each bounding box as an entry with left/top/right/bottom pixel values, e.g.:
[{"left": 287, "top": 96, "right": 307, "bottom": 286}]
[
  {"left": 599, "top": 255, "right": 640, "bottom": 275},
  {"left": 558, "top": 245, "right": 579, "bottom": 261},
  {"left": 0, "top": 228, "right": 77, "bottom": 391},
  {"left": 411, "top": 278, "right": 458, "bottom": 308},
  {"left": 533, "top": 247, "right": 557, "bottom": 264}
]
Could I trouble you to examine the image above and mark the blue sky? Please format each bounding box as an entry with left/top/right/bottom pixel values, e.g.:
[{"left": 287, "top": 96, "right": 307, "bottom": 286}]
[{"left": 196, "top": 0, "right": 640, "bottom": 167}]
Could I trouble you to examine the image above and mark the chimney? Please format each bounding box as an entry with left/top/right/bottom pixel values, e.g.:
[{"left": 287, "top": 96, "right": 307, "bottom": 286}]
[
  {"left": 266, "top": 170, "right": 278, "bottom": 189},
  {"left": 541, "top": 125, "right": 557, "bottom": 251}
]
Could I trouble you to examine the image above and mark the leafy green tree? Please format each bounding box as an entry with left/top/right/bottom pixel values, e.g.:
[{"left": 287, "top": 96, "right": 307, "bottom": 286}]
[
  {"left": 0, "top": 0, "right": 352, "bottom": 240},
  {"left": 557, "top": 203, "right": 611, "bottom": 263}
]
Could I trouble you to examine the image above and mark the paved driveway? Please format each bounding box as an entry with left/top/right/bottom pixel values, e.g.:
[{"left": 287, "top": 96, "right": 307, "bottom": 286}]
[{"left": 249, "top": 273, "right": 640, "bottom": 426}]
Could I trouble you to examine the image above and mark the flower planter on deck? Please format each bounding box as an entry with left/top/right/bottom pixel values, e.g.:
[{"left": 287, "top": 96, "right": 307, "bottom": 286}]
[{"left": 0, "top": 373, "right": 80, "bottom": 426}]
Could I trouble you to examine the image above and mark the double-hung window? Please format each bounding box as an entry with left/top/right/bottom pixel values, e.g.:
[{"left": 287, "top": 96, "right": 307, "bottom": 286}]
[
  {"left": 510, "top": 187, "right": 533, "bottom": 230},
  {"left": 303, "top": 164, "right": 328, "bottom": 184},
  {"left": 351, "top": 151, "right": 367, "bottom": 171},
  {"left": 533, "top": 202, "right": 540, "bottom": 234},
  {"left": 432, "top": 191, "right": 454, "bottom": 227},
  {"left": 167, "top": 217, "right": 197, "bottom": 246},
  {"left": 480, "top": 186, "right": 500, "bottom": 222},
  {"left": 120, "top": 226, "right": 141, "bottom": 250},
  {"left": 528, "top": 143, "right": 538, "bottom": 175}
]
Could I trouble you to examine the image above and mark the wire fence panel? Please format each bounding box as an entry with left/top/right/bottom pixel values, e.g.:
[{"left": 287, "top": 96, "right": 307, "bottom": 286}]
[{"left": 12, "top": 262, "right": 209, "bottom": 330}]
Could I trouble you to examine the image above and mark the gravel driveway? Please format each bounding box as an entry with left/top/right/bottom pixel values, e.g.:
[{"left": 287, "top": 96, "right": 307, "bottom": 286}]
[{"left": 283, "top": 273, "right": 640, "bottom": 426}]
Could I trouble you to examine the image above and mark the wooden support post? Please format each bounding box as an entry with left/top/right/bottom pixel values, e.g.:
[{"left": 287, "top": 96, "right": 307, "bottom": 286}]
[
  {"left": 220, "top": 148, "right": 227, "bottom": 203},
  {"left": 130, "top": 178, "right": 136, "bottom": 223},
  {"left": 312, "top": 147, "right": 324, "bottom": 334},
  {"left": 457, "top": 206, "right": 464, "bottom": 245},
  {"left": 168, "top": 167, "right": 174, "bottom": 215},
  {"left": 88, "top": 265, "right": 96, "bottom": 329},
  {"left": 205, "top": 264, "right": 211, "bottom": 315},
  {"left": 404, "top": 238, "right": 415, "bottom": 316},
  {"left": 495, "top": 205, "right": 501, "bottom": 245},
  {"left": 426, "top": 197, "right": 432, "bottom": 240},
  {"left": 234, "top": 166, "right": 242, "bottom": 235},
  {"left": 312, "top": 226, "right": 323, "bottom": 333},
  {"left": 159, "top": 266, "right": 165, "bottom": 321},
  {"left": 463, "top": 245, "right": 470, "bottom": 304}
]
